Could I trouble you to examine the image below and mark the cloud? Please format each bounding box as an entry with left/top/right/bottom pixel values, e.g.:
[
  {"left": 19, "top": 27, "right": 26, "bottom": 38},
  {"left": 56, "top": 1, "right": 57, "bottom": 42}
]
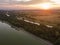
[
  {"left": 0, "top": 4, "right": 34, "bottom": 10},
  {"left": 0, "top": 0, "right": 60, "bottom": 9},
  {"left": 0, "top": 0, "right": 43, "bottom": 5}
]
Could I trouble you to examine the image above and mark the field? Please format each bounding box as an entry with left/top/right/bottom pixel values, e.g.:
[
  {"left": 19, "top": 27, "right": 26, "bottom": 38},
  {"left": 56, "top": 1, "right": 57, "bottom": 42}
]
[
  {"left": 18, "top": 10, "right": 60, "bottom": 27},
  {"left": 0, "top": 10, "right": 60, "bottom": 45}
]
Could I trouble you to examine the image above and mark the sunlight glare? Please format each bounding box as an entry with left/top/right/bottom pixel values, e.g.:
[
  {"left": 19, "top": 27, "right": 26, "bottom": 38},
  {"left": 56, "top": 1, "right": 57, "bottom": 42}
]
[
  {"left": 29, "top": 2, "right": 52, "bottom": 10},
  {"left": 39, "top": 3, "right": 52, "bottom": 9}
]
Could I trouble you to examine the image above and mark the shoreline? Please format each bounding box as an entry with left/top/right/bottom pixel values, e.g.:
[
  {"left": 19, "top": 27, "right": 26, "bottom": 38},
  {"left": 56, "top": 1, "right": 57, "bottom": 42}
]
[{"left": 0, "top": 12, "right": 60, "bottom": 45}]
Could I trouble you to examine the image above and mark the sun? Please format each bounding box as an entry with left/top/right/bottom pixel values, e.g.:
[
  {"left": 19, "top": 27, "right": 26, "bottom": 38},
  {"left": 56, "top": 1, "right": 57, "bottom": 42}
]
[
  {"left": 39, "top": 3, "right": 52, "bottom": 9},
  {"left": 29, "top": 2, "right": 52, "bottom": 10}
]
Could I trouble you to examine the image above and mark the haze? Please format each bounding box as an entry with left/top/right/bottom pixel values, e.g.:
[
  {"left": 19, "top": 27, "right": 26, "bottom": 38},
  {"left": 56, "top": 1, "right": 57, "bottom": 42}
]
[{"left": 0, "top": 0, "right": 60, "bottom": 10}]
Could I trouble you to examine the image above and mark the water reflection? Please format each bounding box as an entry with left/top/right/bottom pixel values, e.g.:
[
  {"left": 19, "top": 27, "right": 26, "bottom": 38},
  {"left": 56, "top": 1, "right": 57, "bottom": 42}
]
[{"left": 0, "top": 21, "right": 53, "bottom": 45}]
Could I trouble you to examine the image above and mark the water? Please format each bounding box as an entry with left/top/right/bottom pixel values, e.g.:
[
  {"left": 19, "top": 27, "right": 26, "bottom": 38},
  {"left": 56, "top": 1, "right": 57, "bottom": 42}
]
[{"left": 0, "top": 21, "right": 53, "bottom": 45}]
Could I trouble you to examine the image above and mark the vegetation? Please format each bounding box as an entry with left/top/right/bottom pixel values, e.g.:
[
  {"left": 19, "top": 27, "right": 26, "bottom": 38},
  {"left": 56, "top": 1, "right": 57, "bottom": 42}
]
[{"left": 0, "top": 10, "right": 60, "bottom": 45}]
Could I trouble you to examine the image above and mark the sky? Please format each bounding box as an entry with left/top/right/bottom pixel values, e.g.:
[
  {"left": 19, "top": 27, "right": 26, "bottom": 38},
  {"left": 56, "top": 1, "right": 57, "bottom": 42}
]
[
  {"left": 0, "top": 0, "right": 44, "bottom": 4},
  {"left": 0, "top": 0, "right": 60, "bottom": 10}
]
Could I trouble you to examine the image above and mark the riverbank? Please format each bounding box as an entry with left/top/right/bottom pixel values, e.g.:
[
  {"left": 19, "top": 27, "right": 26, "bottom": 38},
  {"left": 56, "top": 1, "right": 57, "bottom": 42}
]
[{"left": 0, "top": 11, "right": 60, "bottom": 45}]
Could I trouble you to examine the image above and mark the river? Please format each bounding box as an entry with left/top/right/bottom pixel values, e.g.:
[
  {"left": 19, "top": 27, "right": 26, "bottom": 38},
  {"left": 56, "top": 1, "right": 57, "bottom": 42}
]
[{"left": 0, "top": 21, "right": 53, "bottom": 45}]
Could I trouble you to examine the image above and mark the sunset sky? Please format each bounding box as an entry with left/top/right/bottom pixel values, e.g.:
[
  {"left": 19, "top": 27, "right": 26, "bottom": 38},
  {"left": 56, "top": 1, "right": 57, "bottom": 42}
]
[{"left": 0, "top": 0, "right": 60, "bottom": 10}]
